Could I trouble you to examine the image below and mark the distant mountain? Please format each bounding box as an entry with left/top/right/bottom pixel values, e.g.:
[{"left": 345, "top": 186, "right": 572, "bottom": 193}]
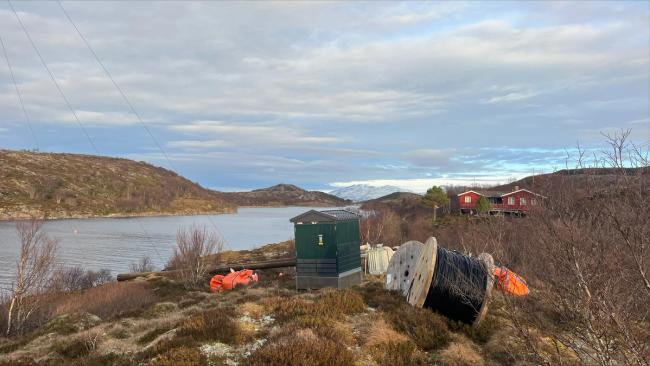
[
  {"left": 329, "top": 184, "right": 406, "bottom": 202},
  {"left": 0, "top": 149, "right": 235, "bottom": 220},
  {"left": 220, "top": 184, "right": 350, "bottom": 207}
]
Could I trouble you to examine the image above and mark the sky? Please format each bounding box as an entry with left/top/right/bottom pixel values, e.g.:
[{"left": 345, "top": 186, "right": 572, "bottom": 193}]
[{"left": 0, "top": 1, "right": 648, "bottom": 193}]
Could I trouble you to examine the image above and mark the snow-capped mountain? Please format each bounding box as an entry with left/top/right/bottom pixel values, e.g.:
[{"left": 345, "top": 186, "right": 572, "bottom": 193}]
[{"left": 329, "top": 184, "right": 407, "bottom": 202}]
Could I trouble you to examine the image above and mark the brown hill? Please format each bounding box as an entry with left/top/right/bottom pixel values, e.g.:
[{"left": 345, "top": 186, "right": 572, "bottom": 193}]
[
  {"left": 0, "top": 149, "right": 235, "bottom": 219},
  {"left": 491, "top": 167, "right": 650, "bottom": 194},
  {"left": 221, "top": 184, "right": 350, "bottom": 207}
]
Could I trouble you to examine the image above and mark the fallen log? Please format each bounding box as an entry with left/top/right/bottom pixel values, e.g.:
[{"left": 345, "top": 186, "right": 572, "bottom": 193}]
[{"left": 116, "top": 258, "right": 297, "bottom": 282}]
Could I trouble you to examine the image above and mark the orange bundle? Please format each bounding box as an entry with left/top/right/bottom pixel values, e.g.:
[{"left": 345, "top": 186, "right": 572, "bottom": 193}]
[{"left": 210, "top": 269, "right": 259, "bottom": 292}]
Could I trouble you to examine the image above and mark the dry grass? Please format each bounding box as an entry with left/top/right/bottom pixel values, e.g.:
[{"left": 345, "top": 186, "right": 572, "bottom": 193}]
[
  {"left": 50, "top": 281, "right": 159, "bottom": 320},
  {"left": 239, "top": 302, "right": 265, "bottom": 318},
  {"left": 370, "top": 340, "right": 422, "bottom": 366},
  {"left": 364, "top": 317, "right": 409, "bottom": 349},
  {"left": 271, "top": 289, "right": 365, "bottom": 322},
  {"left": 438, "top": 338, "right": 485, "bottom": 366},
  {"left": 51, "top": 330, "right": 102, "bottom": 359}
]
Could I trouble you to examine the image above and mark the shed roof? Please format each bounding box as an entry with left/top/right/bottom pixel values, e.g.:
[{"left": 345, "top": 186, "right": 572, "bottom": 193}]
[{"left": 290, "top": 209, "right": 360, "bottom": 223}]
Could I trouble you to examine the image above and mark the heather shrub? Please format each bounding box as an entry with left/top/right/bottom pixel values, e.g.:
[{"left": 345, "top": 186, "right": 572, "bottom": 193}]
[
  {"left": 150, "top": 346, "right": 208, "bottom": 366},
  {"left": 177, "top": 308, "right": 241, "bottom": 344},
  {"left": 356, "top": 281, "right": 404, "bottom": 312},
  {"left": 319, "top": 289, "right": 365, "bottom": 315},
  {"left": 272, "top": 289, "right": 365, "bottom": 322},
  {"left": 387, "top": 304, "right": 450, "bottom": 351},
  {"left": 137, "top": 323, "right": 175, "bottom": 345},
  {"left": 370, "top": 340, "right": 421, "bottom": 366},
  {"left": 249, "top": 331, "right": 355, "bottom": 366}
]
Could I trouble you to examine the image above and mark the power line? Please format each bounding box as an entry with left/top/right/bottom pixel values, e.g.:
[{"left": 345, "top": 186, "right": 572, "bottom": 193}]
[
  {"left": 0, "top": 35, "right": 39, "bottom": 149},
  {"left": 8, "top": 0, "right": 168, "bottom": 265},
  {"left": 8, "top": 0, "right": 98, "bottom": 154},
  {"left": 56, "top": 0, "right": 177, "bottom": 173},
  {"left": 56, "top": 1, "right": 231, "bottom": 251}
]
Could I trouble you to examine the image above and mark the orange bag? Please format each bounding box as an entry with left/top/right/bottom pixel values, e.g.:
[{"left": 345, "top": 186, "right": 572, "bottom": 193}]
[
  {"left": 210, "top": 269, "right": 259, "bottom": 292},
  {"left": 493, "top": 266, "right": 529, "bottom": 296}
]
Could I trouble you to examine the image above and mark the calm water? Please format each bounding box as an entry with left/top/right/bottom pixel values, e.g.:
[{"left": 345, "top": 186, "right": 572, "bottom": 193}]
[{"left": 0, "top": 206, "right": 331, "bottom": 288}]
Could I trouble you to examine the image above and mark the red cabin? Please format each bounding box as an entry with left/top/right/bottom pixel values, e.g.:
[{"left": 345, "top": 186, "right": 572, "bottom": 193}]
[{"left": 457, "top": 186, "right": 544, "bottom": 216}]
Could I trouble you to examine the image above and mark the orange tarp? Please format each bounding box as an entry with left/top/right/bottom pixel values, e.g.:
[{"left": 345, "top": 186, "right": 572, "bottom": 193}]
[
  {"left": 494, "top": 266, "right": 529, "bottom": 296},
  {"left": 210, "top": 269, "right": 259, "bottom": 292}
]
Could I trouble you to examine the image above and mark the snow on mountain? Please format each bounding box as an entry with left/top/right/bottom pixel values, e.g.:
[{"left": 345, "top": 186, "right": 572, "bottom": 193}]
[{"left": 329, "top": 184, "right": 407, "bottom": 202}]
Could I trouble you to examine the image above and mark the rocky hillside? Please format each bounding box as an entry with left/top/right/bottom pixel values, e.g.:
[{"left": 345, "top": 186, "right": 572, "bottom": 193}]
[
  {"left": 0, "top": 150, "right": 235, "bottom": 219},
  {"left": 221, "top": 184, "right": 350, "bottom": 207}
]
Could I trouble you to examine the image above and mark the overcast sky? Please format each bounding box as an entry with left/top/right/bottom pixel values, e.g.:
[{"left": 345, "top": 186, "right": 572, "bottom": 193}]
[{"left": 0, "top": 1, "right": 648, "bottom": 192}]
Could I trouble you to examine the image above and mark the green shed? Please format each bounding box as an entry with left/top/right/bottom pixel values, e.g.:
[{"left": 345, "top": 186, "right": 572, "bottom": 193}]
[{"left": 290, "top": 209, "right": 363, "bottom": 289}]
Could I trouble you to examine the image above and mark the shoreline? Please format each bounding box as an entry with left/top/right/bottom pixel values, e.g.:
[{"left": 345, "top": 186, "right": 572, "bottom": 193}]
[
  {"left": 0, "top": 203, "right": 349, "bottom": 222},
  {"left": 0, "top": 208, "right": 238, "bottom": 222}
]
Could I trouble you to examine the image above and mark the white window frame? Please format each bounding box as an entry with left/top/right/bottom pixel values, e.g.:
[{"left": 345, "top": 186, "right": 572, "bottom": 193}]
[
  {"left": 507, "top": 196, "right": 515, "bottom": 205},
  {"left": 520, "top": 197, "right": 526, "bottom": 205},
  {"left": 464, "top": 196, "right": 472, "bottom": 203},
  {"left": 531, "top": 198, "right": 537, "bottom": 205}
]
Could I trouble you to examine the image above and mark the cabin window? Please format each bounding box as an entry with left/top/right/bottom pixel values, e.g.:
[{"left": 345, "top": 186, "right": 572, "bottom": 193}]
[
  {"left": 464, "top": 196, "right": 472, "bottom": 203},
  {"left": 521, "top": 197, "right": 526, "bottom": 205},
  {"left": 531, "top": 198, "right": 537, "bottom": 205},
  {"left": 507, "top": 197, "right": 515, "bottom": 205}
]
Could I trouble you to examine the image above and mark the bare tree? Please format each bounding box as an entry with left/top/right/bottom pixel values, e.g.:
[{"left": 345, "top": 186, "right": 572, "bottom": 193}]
[
  {"left": 167, "top": 225, "right": 223, "bottom": 289},
  {"left": 6, "top": 218, "right": 58, "bottom": 336},
  {"left": 130, "top": 256, "right": 155, "bottom": 273}
]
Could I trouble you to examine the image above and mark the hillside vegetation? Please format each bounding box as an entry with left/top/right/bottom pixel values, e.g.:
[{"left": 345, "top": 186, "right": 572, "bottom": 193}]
[
  {"left": 0, "top": 150, "right": 235, "bottom": 219},
  {"left": 220, "top": 184, "right": 350, "bottom": 207}
]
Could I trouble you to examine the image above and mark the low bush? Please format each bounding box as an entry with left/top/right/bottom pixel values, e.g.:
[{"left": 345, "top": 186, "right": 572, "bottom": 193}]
[
  {"left": 150, "top": 346, "right": 208, "bottom": 366},
  {"left": 177, "top": 308, "right": 241, "bottom": 344},
  {"left": 51, "top": 330, "right": 101, "bottom": 359},
  {"left": 387, "top": 304, "right": 450, "bottom": 351},
  {"left": 248, "top": 332, "right": 355, "bottom": 366},
  {"left": 355, "top": 281, "right": 404, "bottom": 312}
]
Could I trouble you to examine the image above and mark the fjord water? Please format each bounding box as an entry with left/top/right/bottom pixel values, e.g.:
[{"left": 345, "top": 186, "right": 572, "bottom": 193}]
[{"left": 0, "top": 207, "right": 325, "bottom": 288}]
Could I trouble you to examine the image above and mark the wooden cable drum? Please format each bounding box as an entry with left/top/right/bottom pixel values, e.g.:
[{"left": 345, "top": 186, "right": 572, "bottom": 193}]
[
  {"left": 385, "top": 240, "right": 423, "bottom": 297},
  {"left": 405, "top": 237, "right": 495, "bottom": 327}
]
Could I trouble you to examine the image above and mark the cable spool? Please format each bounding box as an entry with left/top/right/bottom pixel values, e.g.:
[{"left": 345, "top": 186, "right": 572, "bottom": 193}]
[
  {"left": 405, "top": 237, "right": 494, "bottom": 327},
  {"left": 385, "top": 240, "right": 423, "bottom": 297}
]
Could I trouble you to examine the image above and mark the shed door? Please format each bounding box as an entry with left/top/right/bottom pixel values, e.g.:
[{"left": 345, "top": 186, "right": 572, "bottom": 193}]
[{"left": 295, "top": 223, "right": 337, "bottom": 260}]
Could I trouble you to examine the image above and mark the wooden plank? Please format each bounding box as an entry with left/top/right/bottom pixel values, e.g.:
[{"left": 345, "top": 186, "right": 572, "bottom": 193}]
[{"left": 116, "top": 258, "right": 297, "bottom": 281}]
